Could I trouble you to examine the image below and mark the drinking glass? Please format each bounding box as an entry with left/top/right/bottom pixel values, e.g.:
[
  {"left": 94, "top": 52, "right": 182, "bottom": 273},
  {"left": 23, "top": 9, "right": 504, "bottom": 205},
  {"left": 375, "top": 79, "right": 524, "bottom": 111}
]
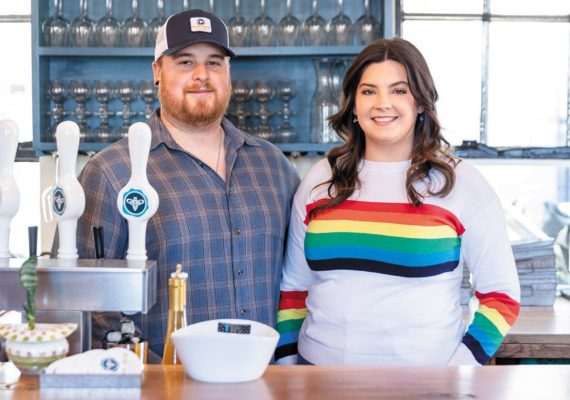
[
  {"left": 69, "top": 80, "right": 91, "bottom": 139},
  {"left": 138, "top": 80, "right": 157, "bottom": 120},
  {"left": 329, "top": 0, "right": 352, "bottom": 46},
  {"left": 93, "top": 80, "right": 114, "bottom": 141},
  {"left": 42, "top": 0, "right": 69, "bottom": 46},
  {"left": 116, "top": 80, "right": 136, "bottom": 137},
  {"left": 228, "top": 0, "right": 249, "bottom": 47},
  {"left": 69, "top": 0, "right": 94, "bottom": 47},
  {"left": 95, "top": 0, "right": 121, "bottom": 47},
  {"left": 252, "top": 0, "right": 275, "bottom": 46},
  {"left": 122, "top": 0, "right": 147, "bottom": 47},
  {"left": 355, "top": 0, "right": 381, "bottom": 45},
  {"left": 148, "top": 0, "right": 166, "bottom": 45},
  {"left": 278, "top": 0, "right": 301, "bottom": 46},
  {"left": 303, "top": 0, "right": 326, "bottom": 46}
]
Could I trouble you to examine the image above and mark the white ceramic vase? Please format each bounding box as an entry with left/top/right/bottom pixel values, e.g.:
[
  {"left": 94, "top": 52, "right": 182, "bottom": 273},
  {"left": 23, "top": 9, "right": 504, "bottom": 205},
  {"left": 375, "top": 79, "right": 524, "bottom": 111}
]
[{"left": 0, "top": 323, "right": 77, "bottom": 375}]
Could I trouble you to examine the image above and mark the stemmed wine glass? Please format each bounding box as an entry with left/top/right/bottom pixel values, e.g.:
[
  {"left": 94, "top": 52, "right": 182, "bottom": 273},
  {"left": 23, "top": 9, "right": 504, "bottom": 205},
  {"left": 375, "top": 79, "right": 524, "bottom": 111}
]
[
  {"left": 278, "top": 0, "right": 301, "bottom": 46},
  {"left": 303, "top": 0, "right": 327, "bottom": 46},
  {"left": 116, "top": 80, "right": 136, "bottom": 138},
  {"left": 138, "top": 80, "right": 157, "bottom": 120},
  {"left": 355, "top": 0, "right": 381, "bottom": 45},
  {"left": 252, "top": 0, "right": 275, "bottom": 46},
  {"left": 42, "top": 0, "right": 69, "bottom": 47},
  {"left": 69, "top": 80, "right": 91, "bottom": 139},
  {"left": 95, "top": 0, "right": 121, "bottom": 47},
  {"left": 93, "top": 80, "right": 114, "bottom": 141},
  {"left": 46, "top": 80, "right": 67, "bottom": 139},
  {"left": 252, "top": 80, "right": 275, "bottom": 142},
  {"left": 182, "top": 0, "right": 189, "bottom": 11},
  {"left": 148, "top": 0, "right": 167, "bottom": 45},
  {"left": 329, "top": 0, "right": 352, "bottom": 45},
  {"left": 228, "top": 0, "right": 249, "bottom": 47},
  {"left": 208, "top": 0, "right": 215, "bottom": 13},
  {"left": 277, "top": 81, "right": 296, "bottom": 143},
  {"left": 122, "top": 0, "right": 147, "bottom": 47},
  {"left": 231, "top": 80, "right": 250, "bottom": 131},
  {"left": 69, "top": 0, "right": 94, "bottom": 47}
]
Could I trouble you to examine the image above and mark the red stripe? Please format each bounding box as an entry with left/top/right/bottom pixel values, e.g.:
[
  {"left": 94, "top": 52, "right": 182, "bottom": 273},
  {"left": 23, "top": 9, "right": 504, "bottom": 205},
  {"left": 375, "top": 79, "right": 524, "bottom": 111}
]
[
  {"left": 475, "top": 291, "right": 520, "bottom": 326},
  {"left": 279, "top": 290, "right": 308, "bottom": 310},
  {"left": 306, "top": 199, "right": 464, "bottom": 234}
]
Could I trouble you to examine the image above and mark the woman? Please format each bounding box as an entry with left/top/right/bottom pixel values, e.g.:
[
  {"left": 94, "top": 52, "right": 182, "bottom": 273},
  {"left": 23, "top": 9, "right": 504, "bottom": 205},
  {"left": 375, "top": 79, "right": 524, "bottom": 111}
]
[{"left": 275, "top": 38, "right": 520, "bottom": 366}]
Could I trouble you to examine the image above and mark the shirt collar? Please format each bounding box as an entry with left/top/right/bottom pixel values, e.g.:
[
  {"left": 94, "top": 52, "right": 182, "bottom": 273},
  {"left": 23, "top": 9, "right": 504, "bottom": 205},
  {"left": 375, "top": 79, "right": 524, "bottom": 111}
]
[{"left": 147, "top": 109, "right": 261, "bottom": 151}]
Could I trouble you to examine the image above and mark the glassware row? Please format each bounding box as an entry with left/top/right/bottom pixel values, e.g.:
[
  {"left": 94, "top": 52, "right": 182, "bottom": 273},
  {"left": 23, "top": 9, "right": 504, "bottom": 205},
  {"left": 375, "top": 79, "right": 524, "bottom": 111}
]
[{"left": 42, "top": 0, "right": 382, "bottom": 47}]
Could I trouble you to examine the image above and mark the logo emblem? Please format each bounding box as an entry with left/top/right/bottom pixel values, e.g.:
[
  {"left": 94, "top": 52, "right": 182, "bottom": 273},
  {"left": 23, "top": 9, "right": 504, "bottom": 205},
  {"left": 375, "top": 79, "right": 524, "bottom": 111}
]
[
  {"left": 122, "top": 189, "right": 149, "bottom": 217},
  {"left": 100, "top": 357, "right": 119, "bottom": 372},
  {"left": 52, "top": 186, "right": 66, "bottom": 216},
  {"left": 190, "top": 17, "right": 212, "bottom": 33}
]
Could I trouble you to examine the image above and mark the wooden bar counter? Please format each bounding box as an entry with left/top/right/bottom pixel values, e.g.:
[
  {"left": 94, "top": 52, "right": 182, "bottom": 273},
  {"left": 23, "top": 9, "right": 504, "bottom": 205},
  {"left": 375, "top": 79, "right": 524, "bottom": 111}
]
[{"left": 2, "top": 364, "right": 570, "bottom": 399}]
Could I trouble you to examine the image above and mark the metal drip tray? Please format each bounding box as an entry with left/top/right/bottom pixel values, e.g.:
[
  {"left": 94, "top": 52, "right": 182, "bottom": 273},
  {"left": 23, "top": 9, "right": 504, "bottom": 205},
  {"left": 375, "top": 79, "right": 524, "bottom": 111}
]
[{"left": 0, "top": 258, "right": 157, "bottom": 314}]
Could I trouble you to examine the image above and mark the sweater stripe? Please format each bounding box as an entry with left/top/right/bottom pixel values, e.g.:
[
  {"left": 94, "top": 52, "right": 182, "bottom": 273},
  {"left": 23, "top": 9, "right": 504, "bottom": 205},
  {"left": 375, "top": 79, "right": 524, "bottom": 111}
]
[
  {"left": 306, "top": 245, "right": 460, "bottom": 267},
  {"left": 307, "top": 232, "right": 460, "bottom": 254},
  {"left": 308, "top": 220, "right": 458, "bottom": 239},
  {"left": 304, "top": 201, "right": 463, "bottom": 278},
  {"left": 306, "top": 199, "right": 465, "bottom": 234},
  {"left": 276, "top": 290, "right": 308, "bottom": 362},
  {"left": 462, "top": 291, "right": 520, "bottom": 364}
]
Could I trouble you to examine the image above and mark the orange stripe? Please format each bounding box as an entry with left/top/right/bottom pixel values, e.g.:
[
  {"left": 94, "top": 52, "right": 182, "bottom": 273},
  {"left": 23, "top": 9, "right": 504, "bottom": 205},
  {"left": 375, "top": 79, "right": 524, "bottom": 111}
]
[
  {"left": 476, "top": 291, "right": 520, "bottom": 326},
  {"left": 315, "top": 209, "right": 458, "bottom": 229},
  {"left": 279, "top": 291, "right": 308, "bottom": 310},
  {"left": 306, "top": 200, "right": 464, "bottom": 234}
]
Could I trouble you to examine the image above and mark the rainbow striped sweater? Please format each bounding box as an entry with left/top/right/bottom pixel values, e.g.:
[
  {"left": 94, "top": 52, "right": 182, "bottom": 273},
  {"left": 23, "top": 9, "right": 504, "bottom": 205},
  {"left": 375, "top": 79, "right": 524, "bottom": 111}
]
[{"left": 276, "top": 159, "right": 520, "bottom": 365}]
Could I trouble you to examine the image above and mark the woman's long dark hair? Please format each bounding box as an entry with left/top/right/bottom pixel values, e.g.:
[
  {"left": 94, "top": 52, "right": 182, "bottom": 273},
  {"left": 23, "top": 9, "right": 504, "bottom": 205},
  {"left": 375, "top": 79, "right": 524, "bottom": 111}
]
[{"left": 309, "top": 38, "right": 457, "bottom": 219}]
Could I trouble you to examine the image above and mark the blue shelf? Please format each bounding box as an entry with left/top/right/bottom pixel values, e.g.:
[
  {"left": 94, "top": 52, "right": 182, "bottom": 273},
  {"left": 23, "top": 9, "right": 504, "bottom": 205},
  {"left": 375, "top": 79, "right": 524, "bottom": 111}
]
[{"left": 37, "top": 45, "right": 365, "bottom": 58}]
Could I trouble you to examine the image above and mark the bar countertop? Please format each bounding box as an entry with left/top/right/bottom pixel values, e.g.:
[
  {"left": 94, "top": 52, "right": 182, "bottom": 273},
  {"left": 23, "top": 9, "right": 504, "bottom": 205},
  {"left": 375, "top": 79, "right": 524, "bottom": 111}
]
[{"left": 2, "top": 364, "right": 570, "bottom": 399}]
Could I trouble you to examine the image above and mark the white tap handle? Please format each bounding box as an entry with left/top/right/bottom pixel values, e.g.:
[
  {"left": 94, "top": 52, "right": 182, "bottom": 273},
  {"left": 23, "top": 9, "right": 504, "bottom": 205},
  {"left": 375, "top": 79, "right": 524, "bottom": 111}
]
[
  {"left": 117, "top": 122, "right": 159, "bottom": 261},
  {"left": 56, "top": 121, "right": 80, "bottom": 181},
  {"left": 129, "top": 122, "right": 151, "bottom": 182},
  {"left": 0, "top": 119, "right": 20, "bottom": 259},
  {"left": 54, "top": 121, "right": 85, "bottom": 260}
]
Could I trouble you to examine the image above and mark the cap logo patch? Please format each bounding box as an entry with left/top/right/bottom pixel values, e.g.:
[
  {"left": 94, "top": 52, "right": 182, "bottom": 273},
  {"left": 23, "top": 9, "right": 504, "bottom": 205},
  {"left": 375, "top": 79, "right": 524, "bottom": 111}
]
[{"left": 190, "top": 17, "right": 212, "bottom": 33}]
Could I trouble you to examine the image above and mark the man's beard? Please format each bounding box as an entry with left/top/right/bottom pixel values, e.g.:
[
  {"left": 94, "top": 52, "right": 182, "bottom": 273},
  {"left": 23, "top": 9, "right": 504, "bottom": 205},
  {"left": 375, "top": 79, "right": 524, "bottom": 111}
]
[{"left": 159, "top": 82, "right": 230, "bottom": 126}]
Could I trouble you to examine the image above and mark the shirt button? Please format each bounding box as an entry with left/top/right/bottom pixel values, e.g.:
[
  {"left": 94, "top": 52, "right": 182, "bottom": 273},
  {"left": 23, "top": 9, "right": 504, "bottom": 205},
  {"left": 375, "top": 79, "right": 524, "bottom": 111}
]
[
  {"left": 198, "top": 161, "right": 204, "bottom": 167},
  {"left": 237, "top": 269, "right": 243, "bottom": 275},
  {"left": 234, "top": 228, "right": 241, "bottom": 235},
  {"left": 240, "top": 309, "right": 247, "bottom": 315}
]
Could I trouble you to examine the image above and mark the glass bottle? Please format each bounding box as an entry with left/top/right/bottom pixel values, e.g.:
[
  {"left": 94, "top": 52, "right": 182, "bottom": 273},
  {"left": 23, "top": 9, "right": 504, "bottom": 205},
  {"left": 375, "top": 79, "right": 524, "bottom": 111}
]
[
  {"left": 311, "top": 58, "right": 339, "bottom": 143},
  {"left": 162, "top": 263, "right": 188, "bottom": 364}
]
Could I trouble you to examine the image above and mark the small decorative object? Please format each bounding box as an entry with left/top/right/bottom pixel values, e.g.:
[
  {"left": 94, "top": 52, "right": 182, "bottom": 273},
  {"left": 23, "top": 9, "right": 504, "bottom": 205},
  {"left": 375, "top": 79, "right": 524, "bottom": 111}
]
[
  {"left": 0, "top": 256, "right": 77, "bottom": 375},
  {"left": 102, "top": 317, "right": 147, "bottom": 364}
]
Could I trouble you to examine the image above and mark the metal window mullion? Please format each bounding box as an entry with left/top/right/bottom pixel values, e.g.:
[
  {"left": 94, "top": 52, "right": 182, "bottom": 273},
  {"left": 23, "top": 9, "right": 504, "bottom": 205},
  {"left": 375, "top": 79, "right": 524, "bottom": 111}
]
[
  {"left": 567, "top": 25, "right": 570, "bottom": 146},
  {"left": 479, "top": 0, "right": 491, "bottom": 145},
  {"left": 0, "top": 15, "right": 30, "bottom": 23}
]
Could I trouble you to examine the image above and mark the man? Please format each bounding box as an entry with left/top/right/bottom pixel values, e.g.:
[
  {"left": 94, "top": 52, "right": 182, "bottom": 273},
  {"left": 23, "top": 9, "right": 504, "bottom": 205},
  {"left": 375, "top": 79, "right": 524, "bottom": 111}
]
[{"left": 73, "top": 9, "right": 300, "bottom": 359}]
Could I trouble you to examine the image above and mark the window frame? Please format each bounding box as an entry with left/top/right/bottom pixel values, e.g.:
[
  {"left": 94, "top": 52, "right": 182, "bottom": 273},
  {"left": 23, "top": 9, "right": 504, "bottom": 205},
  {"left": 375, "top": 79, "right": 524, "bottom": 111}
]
[{"left": 396, "top": 0, "right": 570, "bottom": 159}]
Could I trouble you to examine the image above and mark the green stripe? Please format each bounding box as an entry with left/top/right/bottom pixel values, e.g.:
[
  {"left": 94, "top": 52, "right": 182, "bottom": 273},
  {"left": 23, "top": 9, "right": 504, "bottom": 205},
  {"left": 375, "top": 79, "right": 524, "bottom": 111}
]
[
  {"left": 470, "top": 312, "right": 503, "bottom": 344},
  {"left": 305, "top": 232, "right": 460, "bottom": 254},
  {"left": 277, "top": 318, "right": 305, "bottom": 333}
]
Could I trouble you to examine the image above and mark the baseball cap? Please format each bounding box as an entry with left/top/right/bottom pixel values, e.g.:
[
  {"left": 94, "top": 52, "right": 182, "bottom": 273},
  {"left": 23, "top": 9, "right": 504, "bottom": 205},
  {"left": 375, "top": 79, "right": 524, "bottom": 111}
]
[{"left": 154, "top": 9, "right": 236, "bottom": 61}]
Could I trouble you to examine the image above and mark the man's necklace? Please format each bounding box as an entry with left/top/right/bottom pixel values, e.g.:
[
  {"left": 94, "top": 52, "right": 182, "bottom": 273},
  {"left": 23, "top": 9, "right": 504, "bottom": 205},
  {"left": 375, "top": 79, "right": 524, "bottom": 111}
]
[{"left": 215, "top": 130, "right": 224, "bottom": 175}]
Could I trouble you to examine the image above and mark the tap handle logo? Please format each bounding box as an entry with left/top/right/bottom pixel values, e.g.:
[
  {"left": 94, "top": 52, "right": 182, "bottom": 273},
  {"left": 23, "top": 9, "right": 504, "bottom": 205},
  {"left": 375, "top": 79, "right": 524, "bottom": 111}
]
[
  {"left": 122, "top": 189, "right": 149, "bottom": 217},
  {"left": 52, "top": 186, "right": 66, "bottom": 216}
]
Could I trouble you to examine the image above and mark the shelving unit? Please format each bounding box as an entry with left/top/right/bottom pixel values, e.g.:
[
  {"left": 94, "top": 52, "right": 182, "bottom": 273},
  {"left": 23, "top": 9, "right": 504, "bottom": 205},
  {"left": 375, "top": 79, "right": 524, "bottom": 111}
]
[{"left": 32, "top": 0, "right": 395, "bottom": 156}]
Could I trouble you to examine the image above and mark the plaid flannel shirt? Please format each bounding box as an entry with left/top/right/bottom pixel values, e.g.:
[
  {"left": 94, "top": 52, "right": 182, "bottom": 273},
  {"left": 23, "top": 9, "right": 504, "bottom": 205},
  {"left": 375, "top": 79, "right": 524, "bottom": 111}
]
[{"left": 71, "top": 111, "right": 299, "bottom": 356}]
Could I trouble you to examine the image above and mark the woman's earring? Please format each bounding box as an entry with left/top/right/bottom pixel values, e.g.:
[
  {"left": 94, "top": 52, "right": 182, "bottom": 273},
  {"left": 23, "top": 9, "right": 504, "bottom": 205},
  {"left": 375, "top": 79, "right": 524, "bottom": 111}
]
[
  {"left": 353, "top": 116, "right": 358, "bottom": 123},
  {"left": 418, "top": 113, "right": 424, "bottom": 122}
]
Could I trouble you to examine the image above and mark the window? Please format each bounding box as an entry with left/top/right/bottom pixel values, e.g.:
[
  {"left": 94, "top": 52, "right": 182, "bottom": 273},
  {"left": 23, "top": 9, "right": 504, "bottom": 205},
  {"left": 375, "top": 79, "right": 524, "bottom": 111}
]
[
  {"left": 399, "top": 0, "right": 569, "bottom": 150},
  {"left": 398, "top": 1, "right": 570, "bottom": 280},
  {"left": 0, "top": 5, "right": 38, "bottom": 258}
]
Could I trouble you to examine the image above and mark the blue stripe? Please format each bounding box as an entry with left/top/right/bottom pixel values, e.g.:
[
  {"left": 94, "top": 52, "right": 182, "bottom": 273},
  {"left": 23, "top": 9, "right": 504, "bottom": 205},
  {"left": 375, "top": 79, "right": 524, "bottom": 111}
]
[
  {"left": 462, "top": 333, "right": 491, "bottom": 365},
  {"left": 305, "top": 245, "right": 460, "bottom": 267},
  {"left": 277, "top": 330, "right": 299, "bottom": 347},
  {"left": 465, "top": 322, "right": 498, "bottom": 357}
]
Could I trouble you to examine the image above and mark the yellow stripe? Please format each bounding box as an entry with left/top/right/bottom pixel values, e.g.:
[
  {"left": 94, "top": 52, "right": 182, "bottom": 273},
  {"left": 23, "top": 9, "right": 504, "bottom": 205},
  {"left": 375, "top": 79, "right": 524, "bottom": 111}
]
[
  {"left": 479, "top": 305, "right": 511, "bottom": 335},
  {"left": 277, "top": 308, "right": 307, "bottom": 323},
  {"left": 308, "top": 220, "right": 458, "bottom": 239}
]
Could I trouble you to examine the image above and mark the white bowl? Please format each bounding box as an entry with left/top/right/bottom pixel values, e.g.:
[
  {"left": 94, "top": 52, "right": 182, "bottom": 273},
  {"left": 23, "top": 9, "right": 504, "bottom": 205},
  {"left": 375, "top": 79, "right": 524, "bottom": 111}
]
[{"left": 171, "top": 319, "right": 279, "bottom": 383}]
